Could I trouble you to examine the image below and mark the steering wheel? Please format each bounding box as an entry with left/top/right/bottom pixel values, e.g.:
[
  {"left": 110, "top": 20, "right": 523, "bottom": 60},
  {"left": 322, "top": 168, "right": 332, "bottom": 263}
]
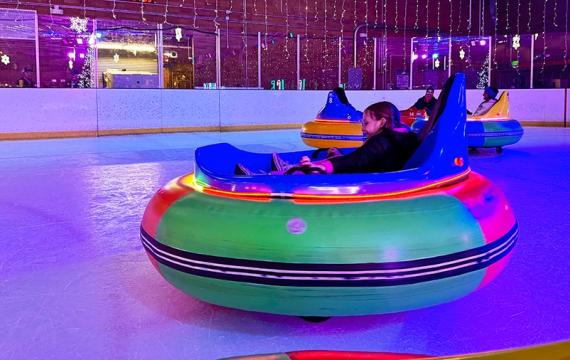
[
  {"left": 310, "top": 147, "right": 344, "bottom": 159},
  {"left": 284, "top": 165, "right": 327, "bottom": 175}
]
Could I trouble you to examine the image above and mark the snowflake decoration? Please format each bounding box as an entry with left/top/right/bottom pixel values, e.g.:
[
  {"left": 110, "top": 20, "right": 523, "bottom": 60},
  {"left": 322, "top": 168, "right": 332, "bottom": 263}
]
[
  {"left": 459, "top": 48, "right": 465, "bottom": 60},
  {"left": 1, "top": 54, "right": 9, "bottom": 65},
  {"left": 175, "top": 27, "right": 183, "bottom": 42},
  {"left": 70, "top": 17, "right": 88, "bottom": 33},
  {"left": 113, "top": 53, "right": 120, "bottom": 63},
  {"left": 434, "top": 58, "right": 440, "bottom": 68},
  {"left": 512, "top": 35, "right": 521, "bottom": 51}
]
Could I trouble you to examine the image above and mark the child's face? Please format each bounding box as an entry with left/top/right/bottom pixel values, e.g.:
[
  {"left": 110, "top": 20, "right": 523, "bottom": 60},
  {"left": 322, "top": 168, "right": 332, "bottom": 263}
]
[{"left": 362, "top": 111, "right": 386, "bottom": 137}]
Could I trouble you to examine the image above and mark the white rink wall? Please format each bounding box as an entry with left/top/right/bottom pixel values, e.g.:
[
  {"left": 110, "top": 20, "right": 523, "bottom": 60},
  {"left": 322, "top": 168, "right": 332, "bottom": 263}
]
[{"left": 0, "top": 88, "right": 566, "bottom": 139}]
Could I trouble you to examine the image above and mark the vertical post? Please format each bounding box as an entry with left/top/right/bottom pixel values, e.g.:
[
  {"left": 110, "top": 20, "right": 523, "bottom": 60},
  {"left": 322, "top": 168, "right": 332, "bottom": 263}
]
[
  {"left": 34, "top": 11, "right": 40, "bottom": 87},
  {"left": 488, "top": 36, "right": 492, "bottom": 85},
  {"left": 530, "top": 34, "right": 535, "bottom": 89},
  {"left": 373, "top": 37, "right": 377, "bottom": 90},
  {"left": 257, "top": 32, "right": 262, "bottom": 88},
  {"left": 448, "top": 37, "right": 452, "bottom": 77},
  {"left": 296, "top": 34, "right": 300, "bottom": 89},
  {"left": 409, "top": 37, "right": 414, "bottom": 89},
  {"left": 93, "top": 19, "right": 99, "bottom": 88},
  {"left": 157, "top": 24, "right": 164, "bottom": 89},
  {"left": 338, "top": 36, "right": 342, "bottom": 86},
  {"left": 191, "top": 35, "right": 195, "bottom": 88},
  {"left": 216, "top": 28, "right": 221, "bottom": 88}
]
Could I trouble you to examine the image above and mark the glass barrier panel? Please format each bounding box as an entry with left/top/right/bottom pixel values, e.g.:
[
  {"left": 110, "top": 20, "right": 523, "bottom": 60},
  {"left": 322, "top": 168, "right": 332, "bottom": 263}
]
[
  {"left": 0, "top": 9, "right": 37, "bottom": 88},
  {"left": 491, "top": 34, "right": 532, "bottom": 89},
  {"left": 300, "top": 36, "right": 339, "bottom": 90},
  {"left": 220, "top": 31, "right": 259, "bottom": 88},
  {"left": 449, "top": 36, "right": 491, "bottom": 89},
  {"left": 96, "top": 19, "right": 159, "bottom": 89},
  {"left": 260, "top": 34, "right": 296, "bottom": 90},
  {"left": 193, "top": 31, "right": 216, "bottom": 89},
  {"left": 38, "top": 15, "right": 94, "bottom": 88},
  {"left": 162, "top": 26, "right": 194, "bottom": 89}
]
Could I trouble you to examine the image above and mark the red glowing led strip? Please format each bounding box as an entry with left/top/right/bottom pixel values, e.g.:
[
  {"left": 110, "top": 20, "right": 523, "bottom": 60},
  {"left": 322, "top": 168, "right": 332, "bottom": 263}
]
[{"left": 182, "top": 170, "right": 471, "bottom": 202}]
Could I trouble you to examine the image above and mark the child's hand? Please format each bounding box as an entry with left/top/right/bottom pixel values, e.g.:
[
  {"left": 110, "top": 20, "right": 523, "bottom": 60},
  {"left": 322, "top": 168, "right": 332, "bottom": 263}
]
[
  {"left": 327, "top": 147, "right": 342, "bottom": 157},
  {"left": 300, "top": 156, "right": 312, "bottom": 167}
]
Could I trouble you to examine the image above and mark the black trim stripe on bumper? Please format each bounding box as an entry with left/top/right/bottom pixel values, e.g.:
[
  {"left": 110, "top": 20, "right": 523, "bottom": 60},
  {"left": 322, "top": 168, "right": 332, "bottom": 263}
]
[{"left": 141, "top": 224, "right": 517, "bottom": 287}]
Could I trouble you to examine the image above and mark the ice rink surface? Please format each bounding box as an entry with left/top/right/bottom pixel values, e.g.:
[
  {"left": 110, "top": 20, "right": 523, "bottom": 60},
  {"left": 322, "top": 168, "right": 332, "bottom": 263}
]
[{"left": 1, "top": 127, "right": 569, "bottom": 359}]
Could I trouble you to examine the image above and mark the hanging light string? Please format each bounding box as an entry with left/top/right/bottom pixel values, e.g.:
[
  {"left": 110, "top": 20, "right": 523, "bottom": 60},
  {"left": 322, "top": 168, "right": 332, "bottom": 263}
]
[
  {"left": 395, "top": 0, "right": 399, "bottom": 33},
  {"left": 305, "top": 0, "right": 310, "bottom": 63},
  {"left": 112, "top": 0, "right": 117, "bottom": 19},
  {"left": 164, "top": 0, "right": 170, "bottom": 24},
  {"left": 140, "top": 0, "right": 146, "bottom": 21},
  {"left": 516, "top": 0, "right": 521, "bottom": 35},
  {"left": 528, "top": 0, "right": 532, "bottom": 32},
  {"left": 353, "top": 0, "right": 358, "bottom": 36},
  {"left": 403, "top": 0, "right": 408, "bottom": 71},
  {"left": 383, "top": 0, "right": 388, "bottom": 74},
  {"left": 375, "top": 0, "right": 379, "bottom": 29},
  {"left": 457, "top": 0, "right": 462, "bottom": 31},
  {"left": 505, "top": 0, "right": 510, "bottom": 33},
  {"left": 315, "top": 0, "right": 319, "bottom": 22},
  {"left": 481, "top": 0, "right": 485, "bottom": 36},
  {"left": 226, "top": 0, "right": 232, "bottom": 47},
  {"left": 193, "top": 0, "right": 198, "bottom": 28},
  {"left": 414, "top": 0, "right": 419, "bottom": 29},
  {"left": 340, "top": 0, "right": 346, "bottom": 65},
  {"left": 333, "top": 0, "right": 338, "bottom": 20},
  {"left": 515, "top": 0, "right": 521, "bottom": 74},
  {"left": 467, "top": 0, "right": 472, "bottom": 66},
  {"left": 48, "top": 0, "right": 54, "bottom": 28},
  {"left": 284, "top": 0, "right": 290, "bottom": 61},
  {"left": 449, "top": 0, "right": 453, "bottom": 69},
  {"left": 436, "top": 0, "right": 441, "bottom": 37},
  {"left": 492, "top": 0, "right": 498, "bottom": 69},
  {"left": 542, "top": 0, "right": 548, "bottom": 73},
  {"left": 364, "top": 0, "right": 369, "bottom": 34},
  {"left": 341, "top": 0, "right": 346, "bottom": 34},
  {"left": 214, "top": 0, "right": 220, "bottom": 32},
  {"left": 426, "top": 0, "right": 430, "bottom": 38},
  {"left": 324, "top": 0, "right": 329, "bottom": 64},
  {"left": 243, "top": 0, "right": 248, "bottom": 85},
  {"left": 253, "top": 0, "right": 258, "bottom": 16},
  {"left": 553, "top": 0, "right": 559, "bottom": 27},
  {"left": 562, "top": 0, "right": 568, "bottom": 71},
  {"left": 264, "top": 0, "right": 268, "bottom": 46},
  {"left": 364, "top": 0, "right": 369, "bottom": 66},
  {"left": 449, "top": 0, "right": 454, "bottom": 38}
]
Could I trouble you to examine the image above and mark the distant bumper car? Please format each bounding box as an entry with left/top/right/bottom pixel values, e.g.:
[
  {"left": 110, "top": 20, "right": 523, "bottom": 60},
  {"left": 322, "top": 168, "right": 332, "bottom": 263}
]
[
  {"left": 300, "top": 89, "right": 364, "bottom": 149},
  {"left": 400, "top": 107, "right": 429, "bottom": 127},
  {"left": 467, "top": 92, "right": 524, "bottom": 153},
  {"left": 141, "top": 74, "right": 517, "bottom": 317}
]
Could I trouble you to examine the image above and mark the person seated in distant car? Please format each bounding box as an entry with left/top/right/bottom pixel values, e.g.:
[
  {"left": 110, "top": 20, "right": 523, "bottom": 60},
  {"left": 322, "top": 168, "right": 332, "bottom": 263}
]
[
  {"left": 412, "top": 86, "right": 438, "bottom": 115},
  {"left": 469, "top": 86, "right": 499, "bottom": 116}
]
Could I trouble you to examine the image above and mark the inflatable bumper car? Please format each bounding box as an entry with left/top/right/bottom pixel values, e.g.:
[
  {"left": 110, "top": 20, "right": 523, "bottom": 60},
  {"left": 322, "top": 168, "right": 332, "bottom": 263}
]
[
  {"left": 467, "top": 92, "right": 524, "bottom": 153},
  {"left": 300, "top": 89, "right": 364, "bottom": 149},
  {"left": 141, "top": 74, "right": 517, "bottom": 317}
]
